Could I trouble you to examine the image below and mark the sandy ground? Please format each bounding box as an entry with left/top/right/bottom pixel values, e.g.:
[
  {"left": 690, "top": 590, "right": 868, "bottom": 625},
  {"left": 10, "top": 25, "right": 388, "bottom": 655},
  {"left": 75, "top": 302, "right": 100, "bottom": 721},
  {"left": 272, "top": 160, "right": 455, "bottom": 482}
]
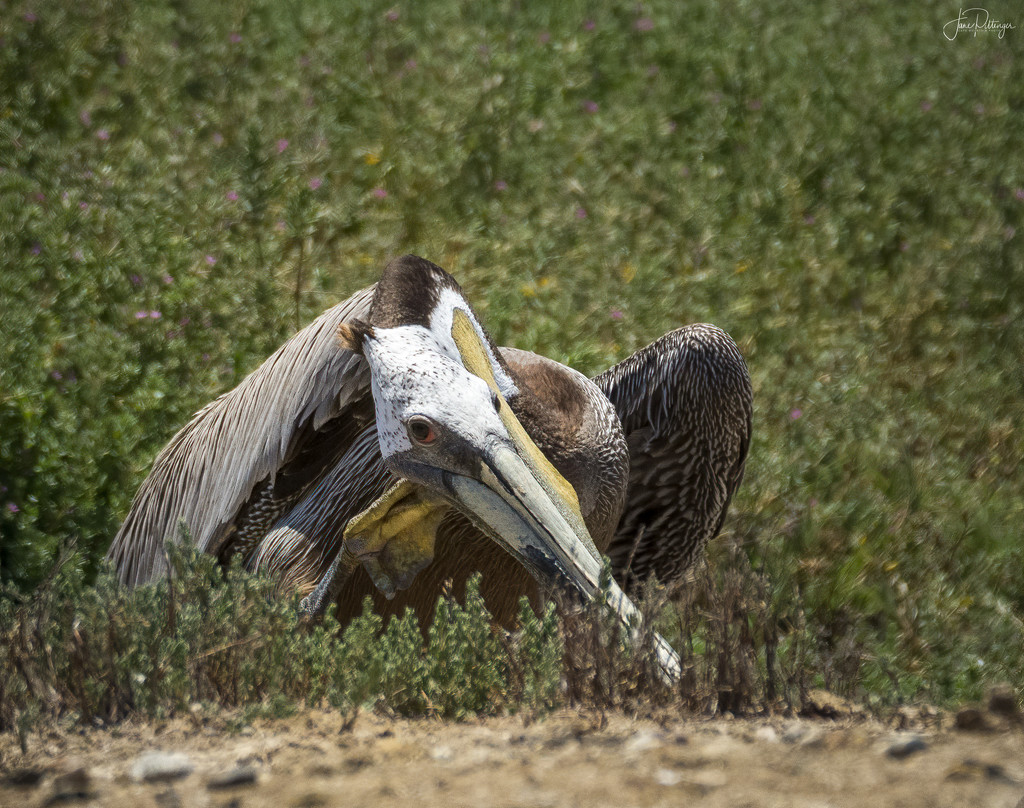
[{"left": 2, "top": 706, "right": 1023, "bottom": 808}]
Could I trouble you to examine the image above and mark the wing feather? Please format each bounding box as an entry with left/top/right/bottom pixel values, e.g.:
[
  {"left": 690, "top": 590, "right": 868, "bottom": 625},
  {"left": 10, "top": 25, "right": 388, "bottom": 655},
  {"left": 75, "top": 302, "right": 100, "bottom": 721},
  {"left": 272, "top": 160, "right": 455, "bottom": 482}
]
[
  {"left": 594, "top": 324, "right": 753, "bottom": 589},
  {"left": 106, "top": 285, "right": 377, "bottom": 586}
]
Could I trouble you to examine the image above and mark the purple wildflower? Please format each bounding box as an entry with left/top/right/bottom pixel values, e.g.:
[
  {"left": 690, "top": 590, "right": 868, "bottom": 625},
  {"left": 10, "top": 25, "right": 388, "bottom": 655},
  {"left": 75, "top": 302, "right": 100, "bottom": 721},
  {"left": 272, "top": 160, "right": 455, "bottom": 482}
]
[
  {"left": 386, "top": 9, "right": 399, "bottom": 21},
  {"left": 575, "top": 207, "right": 587, "bottom": 219},
  {"left": 212, "top": 132, "right": 224, "bottom": 145},
  {"left": 1015, "top": 189, "right": 1024, "bottom": 202},
  {"left": 790, "top": 408, "right": 803, "bottom": 420},
  {"left": 372, "top": 187, "right": 388, "bottom": 198},
  {"left": 131, "top": 274, "right": 142, "bottom": 285},
  {"left": 230, "top": 32, "right": 242, "bottom": 43},
  {"left": 79, "top": 201, "right": 89, "bottom": 210},
  {"left": 582, "top": 100, "right": 599, "bottom": 114},
  {"left": 538, "top": 31, "right": 551, "bottom": 44},
  {"left": 309, "top": 177, "right": 322, "bottom": 190},
  {"left": 276, "top": 139, "right": 289, "bottom": 154},
  {"left": 134, "top": 311, "right": 148, "bottom": 320},
  {"left": 149, "top": 311, "right": 161, "bottom": 319},
  {"left": 920, "top": 100, "right": 932, "bottom": 112},
  {"left": 205, "top": 255, "right": 217, "bottom": 265},
  {"left": 634, "top": 17, "right": 654, "bottom": 32},
  {"left": 583, "top": 19, "right": 596, "bottom": 31},
  {"left": 80, "top": 110, "right": 92, "bottom": 127},
  {"left": 493, "top": 180, "right": 508, "bottom": 191},
  {"left": 51, "top": 370, "right": 63, "bottom": 381},
  {"left": 163, "top": 275, "right": 174, "bottom": 284},
  {"left": 610, "top": 309, "right": 623, "bottom": 320},
  {"left": 226, "top": 190, "right": 239, "bottom": 201},
  {"left": 31, "top": 243, "right": 41, "bottom": 255},
  {"left": 96, "top": 129, "right": 110, "bottom": 140},
  {"left": 7, "top": 503, "right": 18, "bottom": 514}
]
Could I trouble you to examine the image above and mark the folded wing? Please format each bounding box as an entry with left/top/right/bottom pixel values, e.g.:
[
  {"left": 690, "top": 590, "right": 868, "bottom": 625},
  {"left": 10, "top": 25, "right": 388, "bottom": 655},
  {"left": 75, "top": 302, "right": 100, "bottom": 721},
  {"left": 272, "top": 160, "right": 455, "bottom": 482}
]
[{"left": 594, "top": 324, "right": 753, "bottom": 591}]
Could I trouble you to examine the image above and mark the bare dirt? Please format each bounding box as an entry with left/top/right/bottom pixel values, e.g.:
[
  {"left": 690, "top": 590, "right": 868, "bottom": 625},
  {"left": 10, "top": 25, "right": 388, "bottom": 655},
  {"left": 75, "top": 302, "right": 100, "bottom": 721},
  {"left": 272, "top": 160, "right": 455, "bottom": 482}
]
[{"left": 3, "top": 706, "right": 1022, "bottom": 808}]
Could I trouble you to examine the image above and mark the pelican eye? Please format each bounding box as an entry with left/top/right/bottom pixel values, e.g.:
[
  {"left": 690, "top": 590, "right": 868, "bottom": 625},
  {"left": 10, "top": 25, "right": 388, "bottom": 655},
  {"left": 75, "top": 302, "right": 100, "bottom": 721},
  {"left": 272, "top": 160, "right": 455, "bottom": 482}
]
[{"left": 407, "top": 416, "right": 437, "bottom": 446}]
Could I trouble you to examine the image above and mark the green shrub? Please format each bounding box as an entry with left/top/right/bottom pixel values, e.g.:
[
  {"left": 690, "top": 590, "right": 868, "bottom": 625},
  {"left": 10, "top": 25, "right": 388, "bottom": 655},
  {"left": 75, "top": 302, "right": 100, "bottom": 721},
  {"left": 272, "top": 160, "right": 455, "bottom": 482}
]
[{"left": 0, "top": 542, "right": 572, "bottom": 735}]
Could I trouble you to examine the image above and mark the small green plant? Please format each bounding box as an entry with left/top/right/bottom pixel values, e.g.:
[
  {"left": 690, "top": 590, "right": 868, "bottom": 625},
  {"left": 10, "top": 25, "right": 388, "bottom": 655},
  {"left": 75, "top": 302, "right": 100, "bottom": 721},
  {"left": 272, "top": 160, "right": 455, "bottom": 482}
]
[
  {"left": 0, "top": 544, "right": 571, "bottom": 734},
  {"left": 0, "top": 541, "right": 806, "bottom": 739}
]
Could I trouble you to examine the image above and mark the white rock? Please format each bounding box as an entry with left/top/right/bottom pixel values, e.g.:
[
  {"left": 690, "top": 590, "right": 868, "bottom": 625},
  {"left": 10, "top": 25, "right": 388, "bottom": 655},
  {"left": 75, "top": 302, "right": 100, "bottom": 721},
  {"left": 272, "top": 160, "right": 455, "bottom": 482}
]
[
  {"left": 754, "top": 726, "right": 779, "bottom": 743},
  {"left": 687, "top": 770, "right": 728, "bottom": 792},
  {"left": 654, "top": 767, "right": 682, "bottom": 786},
  {"left": 130, "top": 751, "right": 195, "bottom": 782},
  {"left": 624, "top": 730, "right": 662, "bottom": 756}
]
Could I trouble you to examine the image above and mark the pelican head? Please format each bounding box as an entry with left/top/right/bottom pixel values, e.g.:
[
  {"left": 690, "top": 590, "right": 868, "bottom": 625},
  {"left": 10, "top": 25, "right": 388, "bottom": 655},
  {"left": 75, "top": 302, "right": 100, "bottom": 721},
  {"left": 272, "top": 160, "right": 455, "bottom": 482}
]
[{"left": 338, "top": 255, "right": 608, "bottom": 604}]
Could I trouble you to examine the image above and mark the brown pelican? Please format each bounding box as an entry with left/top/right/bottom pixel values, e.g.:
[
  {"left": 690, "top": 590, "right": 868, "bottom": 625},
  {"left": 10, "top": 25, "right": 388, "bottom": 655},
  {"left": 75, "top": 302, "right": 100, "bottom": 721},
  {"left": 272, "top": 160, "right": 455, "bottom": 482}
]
[{"left": 107, "top": 256, "right": 751, "bottom": 677}]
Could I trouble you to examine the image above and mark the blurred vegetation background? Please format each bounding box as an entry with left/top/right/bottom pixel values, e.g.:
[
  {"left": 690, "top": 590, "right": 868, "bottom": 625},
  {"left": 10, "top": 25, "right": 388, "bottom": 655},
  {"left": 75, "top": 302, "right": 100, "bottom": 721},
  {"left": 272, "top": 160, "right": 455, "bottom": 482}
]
[{"left": 1, "top": 0, "right": 1021, "bottom": 708}]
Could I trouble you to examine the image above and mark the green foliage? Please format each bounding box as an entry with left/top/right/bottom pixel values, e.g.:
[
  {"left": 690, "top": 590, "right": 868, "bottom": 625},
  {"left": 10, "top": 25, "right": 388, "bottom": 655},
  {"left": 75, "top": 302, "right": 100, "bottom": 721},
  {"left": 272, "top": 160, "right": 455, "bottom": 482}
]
[
  {"left": 0, "top": 544, "right": 567, "bottom": 733},
  {"left": 1, "top": 0, "right": 1021, "bottom": 713}
]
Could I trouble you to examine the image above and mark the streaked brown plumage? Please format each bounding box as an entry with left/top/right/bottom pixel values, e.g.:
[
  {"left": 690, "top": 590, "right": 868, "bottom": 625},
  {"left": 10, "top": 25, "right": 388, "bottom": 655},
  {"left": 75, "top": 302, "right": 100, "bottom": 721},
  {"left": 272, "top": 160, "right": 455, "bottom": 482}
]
[
  {"left": 107, "top": 256, "right": 751, "bottom": 630},
  {"left": 597, "top": 325, "right": 752, "bottom": 592}
]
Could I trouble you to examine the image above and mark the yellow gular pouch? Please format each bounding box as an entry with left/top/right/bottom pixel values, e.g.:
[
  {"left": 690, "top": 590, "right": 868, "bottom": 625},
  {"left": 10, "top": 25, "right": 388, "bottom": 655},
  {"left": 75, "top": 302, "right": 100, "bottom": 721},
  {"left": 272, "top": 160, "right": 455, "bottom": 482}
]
[
  {"left": 449, "top": 310, "right": 590, "bottom": 541},
  {"left": 342, "top": 479, "right": 450, "bottom": 599}
]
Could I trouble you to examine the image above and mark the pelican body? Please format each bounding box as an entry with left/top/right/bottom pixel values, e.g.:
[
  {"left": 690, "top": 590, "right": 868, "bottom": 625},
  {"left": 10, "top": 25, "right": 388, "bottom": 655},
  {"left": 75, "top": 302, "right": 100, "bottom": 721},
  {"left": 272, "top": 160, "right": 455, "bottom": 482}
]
[{"left": 108, "top": 256, "right": 752, "bottom": 661}]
